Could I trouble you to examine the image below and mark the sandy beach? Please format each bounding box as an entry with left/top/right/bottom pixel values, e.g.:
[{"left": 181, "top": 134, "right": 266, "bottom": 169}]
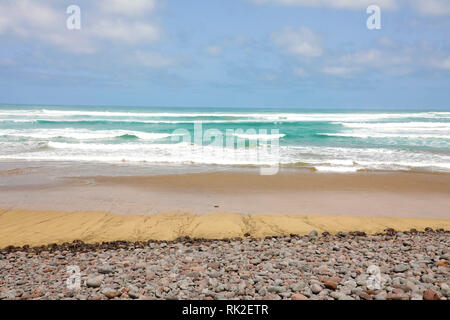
[
  {"left": 0, "top": 170, "right": 449, "bottom": 248},
  {"left": 1, "top": 168, "right": 449, "bottom": 301}
]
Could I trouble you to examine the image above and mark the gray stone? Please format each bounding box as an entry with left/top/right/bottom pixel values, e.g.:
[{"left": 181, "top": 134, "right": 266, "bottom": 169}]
[
  {"left": 310, "top": 284, "right": 322, "bottom": 294},
  {"left": 86, "top": 276, "right": 103, "bottom": 288},
  {"left": 421, "top": 274, "right": 435, "bottom": 283},
  {"left": 375, "top": 291, "right": 388, "bottom": 300},
  {"left": 394, "top": 264, "right": 409, "bottom": 273},
  {"left": 440, "top": 283, "right": 450, "bottom": 297},
  {"left": 98, "top": 265, "right": 114, "bottom": 274},
  {"left": 291, "top": 282, "right": 306, "bottom": 292}
]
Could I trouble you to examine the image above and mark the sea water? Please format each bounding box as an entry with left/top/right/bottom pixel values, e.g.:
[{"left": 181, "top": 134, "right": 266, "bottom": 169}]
[{"left": 0, "top": 105, "right": 449, "bottom": 173}]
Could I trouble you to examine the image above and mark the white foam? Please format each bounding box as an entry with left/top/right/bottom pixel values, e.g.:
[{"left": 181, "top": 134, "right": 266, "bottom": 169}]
[
  {"left": 1, "top": 108, "right": 450, "bottom": 172},
  {"left": 232, "top": 133, "right": 285, "bottom": 139},
  {"left": 2, "top": 142, "right": 280, "bottom": 166},
  {"left": 0, "top": 129, "right": 181, "bottom": 140},
  {"left": 314, "top": 166, "right": 359, "bottom": 173},
  {"left": 337, "top": 122, "right": 450, "bottom": 130},
  {"left": 279, "top": 145, "right": 450, "bottom": 172},
  {"left": 1, "top": 109, "right": 449, "bottom": 122},
  {"left": 1, "top": 142, "right": 448, "bottom": 172},
  {"left": 318, "top": 132, "right": 450, "bottom": 139},
  {"left": 47, "top": 141, "right": 185, "bottom": 150}
]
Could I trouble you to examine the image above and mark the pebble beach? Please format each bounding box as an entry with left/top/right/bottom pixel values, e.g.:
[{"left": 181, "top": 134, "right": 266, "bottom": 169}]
[{"left": 1, "top": 229, "right": 449, "bottom": 301}]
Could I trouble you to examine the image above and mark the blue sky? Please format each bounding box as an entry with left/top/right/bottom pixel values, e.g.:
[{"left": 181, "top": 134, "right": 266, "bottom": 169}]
[{"left": 0, "top": 0, "right": 449, "bottom": 109}]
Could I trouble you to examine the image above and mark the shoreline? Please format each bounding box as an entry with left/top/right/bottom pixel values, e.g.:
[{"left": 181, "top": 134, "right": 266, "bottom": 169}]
[
  {"left": 1, "top": 208, "right": 450, "bottom": 248},
  {"left": 86, "top": 170, "right": 450, "bottom": 193},
  {"left": 1, "top": 170, "right": 449, "bottom": 217}
]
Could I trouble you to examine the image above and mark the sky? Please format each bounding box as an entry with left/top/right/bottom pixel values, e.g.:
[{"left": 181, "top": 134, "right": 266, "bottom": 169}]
[{"left": 0, "top": 0, "right": 449, "bottom": 109}]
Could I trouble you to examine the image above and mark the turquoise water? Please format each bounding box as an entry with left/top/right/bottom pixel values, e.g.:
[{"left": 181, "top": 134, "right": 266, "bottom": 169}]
[{"left": 0, "top": 105, "right": 449, "bottom": 172}]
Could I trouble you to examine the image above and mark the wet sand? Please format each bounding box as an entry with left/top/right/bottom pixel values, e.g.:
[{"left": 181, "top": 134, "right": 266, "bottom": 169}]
[
  {"left": 1, "top": 170, "right": 449, "bottom": 217},
  {"left": 0, "top": 170, "right": 449, "bottom": 247}
]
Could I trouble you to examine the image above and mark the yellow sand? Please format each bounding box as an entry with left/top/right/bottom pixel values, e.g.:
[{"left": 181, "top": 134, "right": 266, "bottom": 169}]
[{"left": 0, "top": 208, "right": 449, "bottom": 248}]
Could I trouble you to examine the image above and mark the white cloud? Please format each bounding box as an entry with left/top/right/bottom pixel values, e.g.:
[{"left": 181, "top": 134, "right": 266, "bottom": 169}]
[
  {"left": 92, "top": 20, "right": 160, "bottom": 44},
  {"left": 136, "top": 51, "right": 174, "bottom": 68},
  {"left": 42, "top": 33, "right": 96, "bottom": 54},
  {"left": 252, "top": 0, "right": 397, "bottom": 10},
  {"left": 253, "top": 0, "right": 450, "bottom": 16},
  {"left": 102, "top": 0, "right": 157, "bottom": 16},
  {"left": 322, "top": 66, "right": 356, "bottom": 76},
  {"left": 322, "top": 48, "right": 415, "bottom": 77},
  {"left": 0, "top": 1, "right": 61, "bottom": 34},
  {"left": 205, "top": 45, "right": 223, "bottom": 56},
  {"left": 378, "top": 36, "right": 396, "bottom": 48},
  {"left": 411, "top": 0, "right": 450, "bottom": 16},
  {"left": 0, "top": 15, "right": 9, "bottom": 35},
  {"left": 11, "top": 0, "right": 62, "bottom": 29},
  {"left": 0, "top": 0, "right": 95, "bottom": 53},
  {"left": 341, "top": 49, "right": 412, "bottom": 67},
  {"left": 271, "top": 27, "right": 322, "bottom": 58},
  {"left": 430, "top": 57, "right": 450, "bottom": 70},
  {"left": 0, "top": 0, "right": 163, "bottom": 54},
  {"left": 383, "top": 66, "right": 414, "bottom": 76}
]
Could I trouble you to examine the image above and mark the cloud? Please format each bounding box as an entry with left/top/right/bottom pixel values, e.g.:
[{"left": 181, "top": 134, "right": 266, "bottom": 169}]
[
  {"left": 321, "top": 47, "right": 415, "bottom": 77},
  {"left": 322, "top": 66, "right": 356, "bottom": 76},
  {"left": 430, "top": 57, "right": 450, "bottom": 70},
  {"left": 378, "top": 36, "right": 396, "bottom": 48},
  {"left": 205, "top": 45, "right": 223, "bottom": 56},
  {"left": 0, "top": 1, "right": 60, "bottom": 33},
  {"left": 271, "top": 27, "right": 322, "bottom": 58},
  {"left": 253, "top": 0, "right": 450, "bottom": 16},
  {"left": 0, "top": 0, "right": 95, "bottom": 53},
  {"left": 340, "top": 49, "right": 412, "bottom": 67},
  {"left": 92, "top": 20, "right": 160, "bottom": 44},
  {"left": 411, "top": 0, "right": 450, "bottom": 16},
  {"left": 0, "top": 14, "right": 10, "bottom": 35},
  {"left": 41, "top": 33, "right": 96, "bottom": 54},
  {"left": 102, "top": 0, "right": 157, "bottom": 16},
  {"left": 0, "top": 0, "right": 162, "bottom": 53},
  {"left": 252, "top": 0, "right": 397, "bottom": 10},
  {"left": 135, "top": 51, "right": 174, "bottom": 68}
]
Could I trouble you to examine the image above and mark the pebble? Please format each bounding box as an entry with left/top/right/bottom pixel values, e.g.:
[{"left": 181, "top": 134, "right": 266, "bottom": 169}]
[
  {"left": 323, "top": 280, "right": 338, "bottom": 290},
  {"left": 0, "top": 230, "right": 448, "bottom": 300},
  {"left": 98, "top": 265, "right": 114, "bottom": 274},
  {"left": 102, "top": 288, "right": 121, "bottom": 299},
  {"left": 423, "top": 289, "right": 441, "bottom": 301},
  {"left": 86, "top": 276, "right": 103, "bottom": 288},
  {"left": 374, "top": 291, "right": 388, "bottom": 300},
  {"left": 394, "top": 264, "right": 409, "bottom": 273},
  {"left": 440, "top": 283, "right": 450, "bottom": 297},
  {"left": 291, "top": 293, "right": 308, "bottom": 300},
  {"left": 310, "top": 284, "right": 322, "bottom": 294}
]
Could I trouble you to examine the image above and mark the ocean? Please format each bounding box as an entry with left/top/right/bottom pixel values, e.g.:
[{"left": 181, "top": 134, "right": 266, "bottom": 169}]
[{"left": 0, "top": 105, "right": 449, "bottom": 173}]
